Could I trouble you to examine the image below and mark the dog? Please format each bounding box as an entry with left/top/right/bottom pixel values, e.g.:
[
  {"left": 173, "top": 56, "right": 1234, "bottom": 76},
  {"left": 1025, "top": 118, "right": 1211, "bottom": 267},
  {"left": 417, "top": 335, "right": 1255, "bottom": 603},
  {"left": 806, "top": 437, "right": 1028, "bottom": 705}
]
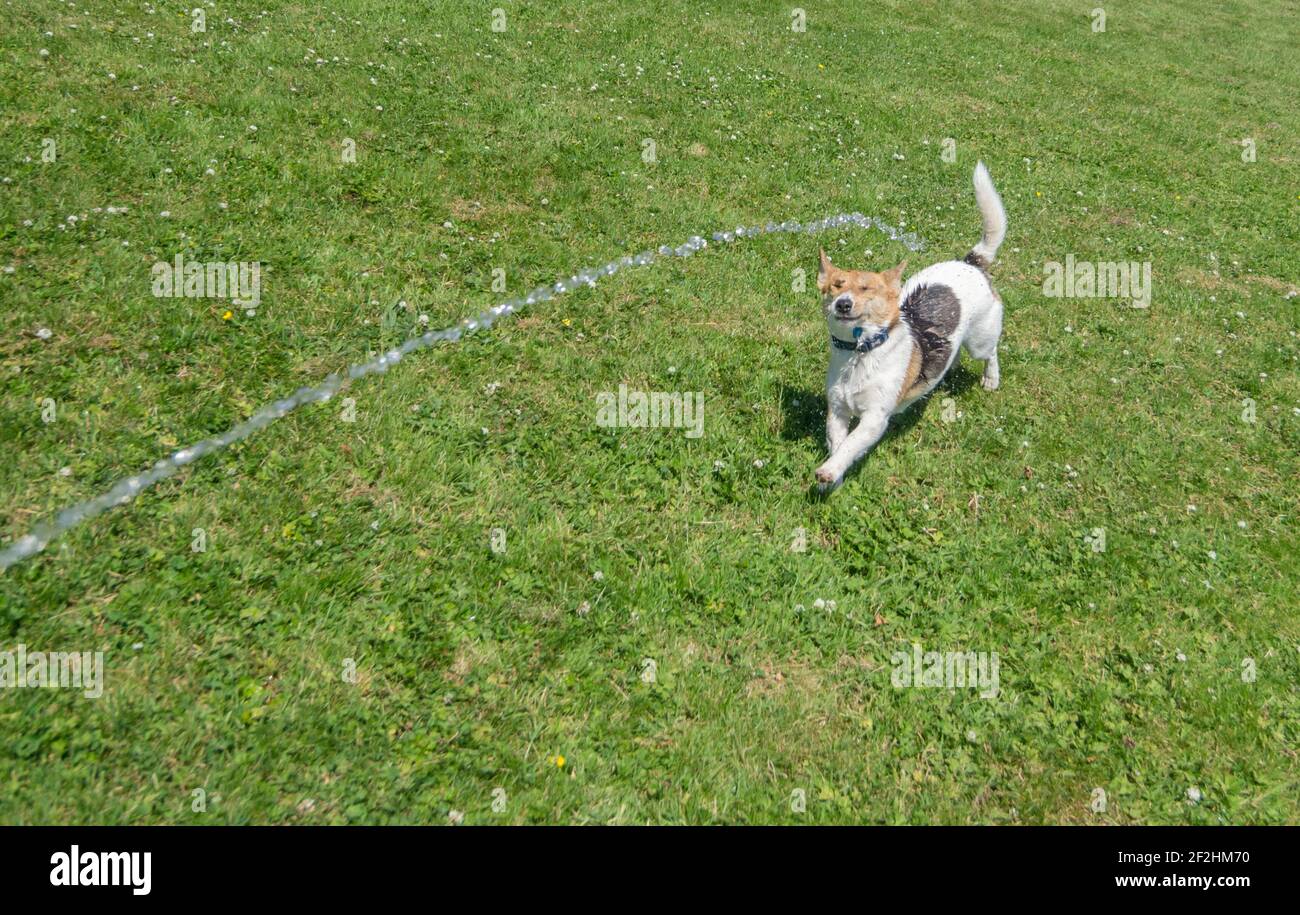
[{"left": 814, "top": 161, "right": 1007, "bottom": 490}]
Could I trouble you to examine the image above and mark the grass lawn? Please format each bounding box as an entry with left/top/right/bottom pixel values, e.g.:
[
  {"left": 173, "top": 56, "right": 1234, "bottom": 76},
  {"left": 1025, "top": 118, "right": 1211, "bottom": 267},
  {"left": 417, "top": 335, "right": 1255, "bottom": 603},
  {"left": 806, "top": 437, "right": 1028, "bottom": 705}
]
[{"left": 0, "top": 0, "right": 1297, "bottom": 824}]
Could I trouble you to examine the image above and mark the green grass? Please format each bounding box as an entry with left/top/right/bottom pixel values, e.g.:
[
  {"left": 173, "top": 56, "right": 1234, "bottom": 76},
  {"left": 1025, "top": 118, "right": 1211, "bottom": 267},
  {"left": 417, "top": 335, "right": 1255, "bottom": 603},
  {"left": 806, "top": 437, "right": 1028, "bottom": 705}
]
[{"left": 1, "top": 0, "right": 1297, "bottom": 824}]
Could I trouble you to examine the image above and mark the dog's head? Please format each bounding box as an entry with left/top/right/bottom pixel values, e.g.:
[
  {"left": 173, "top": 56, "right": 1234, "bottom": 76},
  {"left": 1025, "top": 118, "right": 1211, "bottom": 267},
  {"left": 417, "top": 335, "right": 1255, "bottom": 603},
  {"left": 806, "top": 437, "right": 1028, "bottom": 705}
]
[{"left": 818, "top": 249, "right": 907, "bottom": 342}]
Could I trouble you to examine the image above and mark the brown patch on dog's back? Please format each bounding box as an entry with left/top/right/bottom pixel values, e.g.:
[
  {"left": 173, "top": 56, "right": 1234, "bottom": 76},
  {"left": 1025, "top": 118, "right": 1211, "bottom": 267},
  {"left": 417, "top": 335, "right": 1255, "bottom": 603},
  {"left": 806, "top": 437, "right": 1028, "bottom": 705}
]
[
  {"left": 900, "top": 283, "right": 962, "bottom": 398},
  {"left": 899, "top": 339, "right": 924, "bottom": 405}
]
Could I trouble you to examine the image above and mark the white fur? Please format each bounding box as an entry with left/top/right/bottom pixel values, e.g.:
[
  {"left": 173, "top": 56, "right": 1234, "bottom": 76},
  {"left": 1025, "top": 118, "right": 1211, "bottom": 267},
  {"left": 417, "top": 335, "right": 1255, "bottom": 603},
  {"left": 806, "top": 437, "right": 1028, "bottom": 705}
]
[
  {"left": 970, "top": 161, "right": 1006, "bottom": 265},
  {"left": 815, "top": 162, "right": 1007, "bottom": 490}
]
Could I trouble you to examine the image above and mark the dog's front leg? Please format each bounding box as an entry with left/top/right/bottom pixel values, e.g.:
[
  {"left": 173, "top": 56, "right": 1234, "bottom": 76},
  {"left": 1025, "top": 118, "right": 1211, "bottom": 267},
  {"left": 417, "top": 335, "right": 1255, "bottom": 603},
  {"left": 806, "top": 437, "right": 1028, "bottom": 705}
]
[
  {"left": 825, "top": 407, "right": 850, "bottom": 456},
  {"left": 814, "top": 407, "right": 889, "bottom": 490}
]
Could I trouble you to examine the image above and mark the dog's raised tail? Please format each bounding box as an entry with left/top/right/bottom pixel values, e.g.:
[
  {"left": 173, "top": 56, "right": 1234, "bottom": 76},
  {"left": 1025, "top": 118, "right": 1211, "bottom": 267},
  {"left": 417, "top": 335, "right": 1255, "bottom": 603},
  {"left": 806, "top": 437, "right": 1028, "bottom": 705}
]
[{"left": 964, "top": 160, "right": 1006, "bottom": 271}]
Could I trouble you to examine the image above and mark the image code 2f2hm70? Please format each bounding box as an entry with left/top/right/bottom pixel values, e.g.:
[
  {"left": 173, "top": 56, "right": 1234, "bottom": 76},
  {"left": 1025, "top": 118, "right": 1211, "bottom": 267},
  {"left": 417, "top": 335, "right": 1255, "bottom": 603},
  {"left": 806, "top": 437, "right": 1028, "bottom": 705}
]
[{"left": 0, "top": 0, "right": 1297, "bottom": 830}]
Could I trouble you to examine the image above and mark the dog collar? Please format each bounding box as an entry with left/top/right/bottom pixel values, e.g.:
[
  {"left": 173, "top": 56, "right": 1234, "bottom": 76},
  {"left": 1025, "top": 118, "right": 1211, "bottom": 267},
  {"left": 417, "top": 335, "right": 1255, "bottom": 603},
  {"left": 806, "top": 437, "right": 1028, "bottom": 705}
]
[{"left": 831, "top": 326, "right": 889, "bottom": 353}]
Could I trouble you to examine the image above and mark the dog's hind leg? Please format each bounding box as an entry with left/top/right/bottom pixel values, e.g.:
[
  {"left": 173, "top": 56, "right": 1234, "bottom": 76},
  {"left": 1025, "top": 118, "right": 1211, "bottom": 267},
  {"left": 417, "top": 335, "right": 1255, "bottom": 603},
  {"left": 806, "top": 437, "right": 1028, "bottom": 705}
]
[
  {"left": 979, "top": 350, "right": 1000, "bottom": 390},
  {"left": 965, "top": 293, "right": 1003, "bottom": 391}
]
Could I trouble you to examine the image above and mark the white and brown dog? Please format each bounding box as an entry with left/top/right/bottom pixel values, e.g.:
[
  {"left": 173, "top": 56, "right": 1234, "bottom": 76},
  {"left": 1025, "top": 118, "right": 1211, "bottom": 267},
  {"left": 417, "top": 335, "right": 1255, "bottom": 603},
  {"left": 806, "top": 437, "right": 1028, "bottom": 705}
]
[{"left": 815, "top": 161, "right": 1007, "bottom": 490}]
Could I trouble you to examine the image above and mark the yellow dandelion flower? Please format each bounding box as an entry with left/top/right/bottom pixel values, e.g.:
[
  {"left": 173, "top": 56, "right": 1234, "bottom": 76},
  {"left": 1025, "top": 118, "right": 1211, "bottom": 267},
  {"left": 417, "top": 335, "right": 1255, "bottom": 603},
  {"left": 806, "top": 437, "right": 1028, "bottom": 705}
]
[
  {"left": 554, "top": 755, "right": 566, "bottom": 768},
  {"left": 561, "top": 318, "right": 572, "bottom": 327},
  {"left": 222, "top": 310, "right": 233, "bottom": 320}
]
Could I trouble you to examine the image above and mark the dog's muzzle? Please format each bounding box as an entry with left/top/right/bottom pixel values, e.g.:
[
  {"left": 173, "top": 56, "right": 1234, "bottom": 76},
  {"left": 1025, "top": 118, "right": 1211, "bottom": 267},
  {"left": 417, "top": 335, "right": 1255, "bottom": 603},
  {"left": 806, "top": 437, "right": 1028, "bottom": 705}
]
[{"left": 832, "top": 295, "right": 854, "bottom": 317}]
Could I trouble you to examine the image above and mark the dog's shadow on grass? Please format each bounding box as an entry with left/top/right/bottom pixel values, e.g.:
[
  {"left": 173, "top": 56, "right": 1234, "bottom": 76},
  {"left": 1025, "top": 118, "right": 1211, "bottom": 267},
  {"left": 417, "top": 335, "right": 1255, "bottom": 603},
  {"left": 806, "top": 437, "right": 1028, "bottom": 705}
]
[{"left": 779, "top": 363, "right": 982, "bottom": 497}]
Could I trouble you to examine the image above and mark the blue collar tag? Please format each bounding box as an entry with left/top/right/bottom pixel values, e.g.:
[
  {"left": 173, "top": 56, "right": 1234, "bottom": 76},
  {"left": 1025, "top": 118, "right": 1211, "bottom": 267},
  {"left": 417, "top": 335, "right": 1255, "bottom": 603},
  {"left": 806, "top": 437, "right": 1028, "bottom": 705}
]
[{"left": 831, "top": 326, "right": 889, "bottom": 352}]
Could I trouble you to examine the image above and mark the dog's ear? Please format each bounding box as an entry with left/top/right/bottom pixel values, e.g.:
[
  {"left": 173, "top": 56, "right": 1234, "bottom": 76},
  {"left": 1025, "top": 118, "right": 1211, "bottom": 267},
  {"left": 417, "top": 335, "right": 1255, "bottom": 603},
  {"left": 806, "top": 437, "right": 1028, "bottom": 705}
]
[
  {"left": 818, "top": 248, "right": 833, "bottom": 285},
  {"left": 883, "top": 259, "right": 908, "bottom": 286}
]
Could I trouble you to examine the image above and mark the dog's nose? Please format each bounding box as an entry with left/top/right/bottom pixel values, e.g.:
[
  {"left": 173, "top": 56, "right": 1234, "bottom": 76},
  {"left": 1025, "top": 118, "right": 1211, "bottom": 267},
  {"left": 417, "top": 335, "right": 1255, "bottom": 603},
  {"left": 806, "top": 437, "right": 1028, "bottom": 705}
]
[{"left": 834, "top": 297, "right": 853, "bottom": 315}]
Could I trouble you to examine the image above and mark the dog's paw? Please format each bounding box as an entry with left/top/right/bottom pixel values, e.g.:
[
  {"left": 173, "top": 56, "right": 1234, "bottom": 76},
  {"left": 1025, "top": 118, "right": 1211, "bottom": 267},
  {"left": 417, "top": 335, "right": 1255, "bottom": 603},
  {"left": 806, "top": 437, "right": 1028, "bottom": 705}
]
[
  {"left": 814, "top": 464, "right": 842, "bottom": 491},
  {"left": 981, "top": 375, "right": 1000, "bottom": 391}
]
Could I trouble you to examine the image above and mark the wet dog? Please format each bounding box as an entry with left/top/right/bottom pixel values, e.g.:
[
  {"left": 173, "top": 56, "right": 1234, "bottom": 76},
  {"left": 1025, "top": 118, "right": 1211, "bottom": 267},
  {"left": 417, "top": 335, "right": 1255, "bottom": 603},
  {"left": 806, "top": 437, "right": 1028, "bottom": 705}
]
[{"left": 815, "top": 161, "right": 1007, "bottom": 490}]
